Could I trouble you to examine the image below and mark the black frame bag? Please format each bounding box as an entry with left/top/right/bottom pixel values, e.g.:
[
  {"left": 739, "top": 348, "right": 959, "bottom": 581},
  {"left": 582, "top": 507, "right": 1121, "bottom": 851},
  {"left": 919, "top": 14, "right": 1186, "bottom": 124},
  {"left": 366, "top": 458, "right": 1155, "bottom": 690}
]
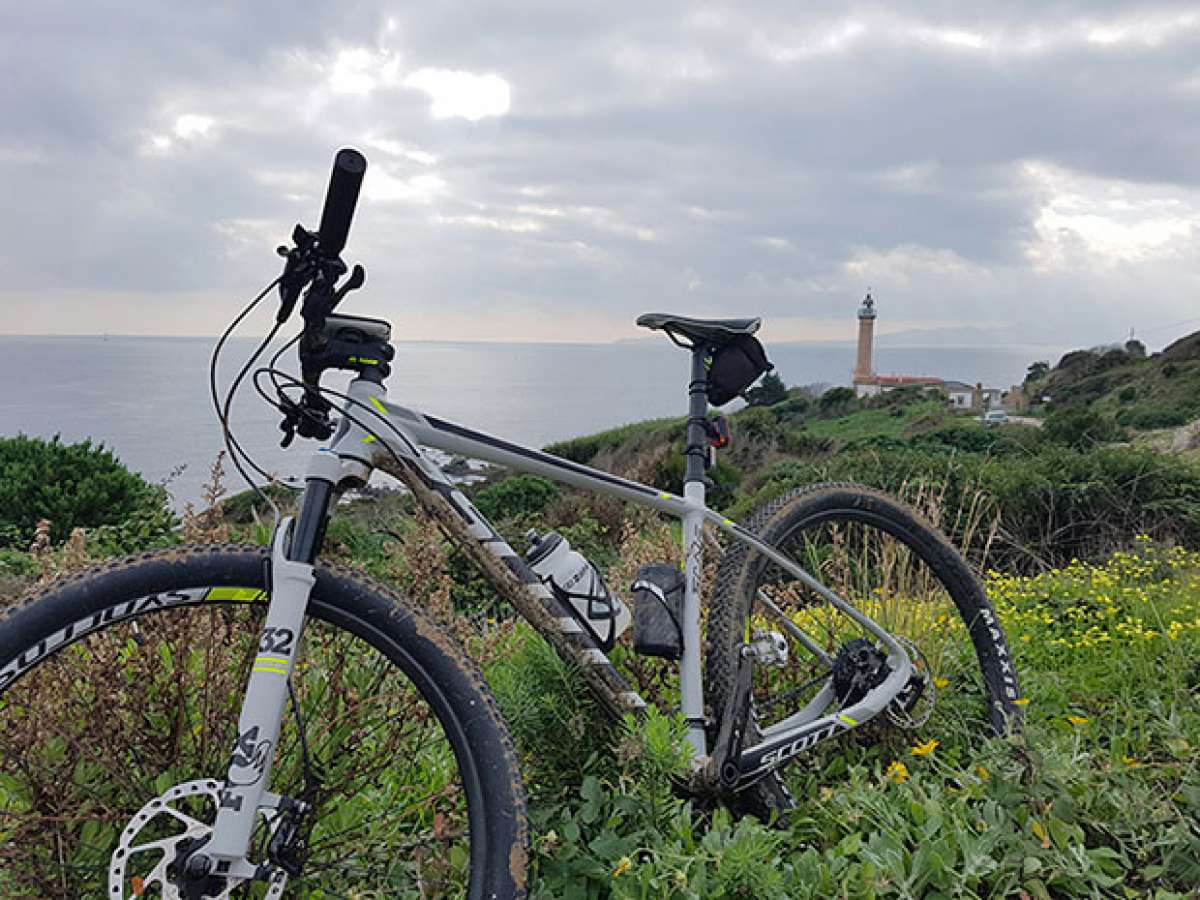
[
  {"left": 632, "top": 563, "right": 685, "bottom": 659},
  {"left": 707, "top": 334, "right": 773, "bottom": 406}
]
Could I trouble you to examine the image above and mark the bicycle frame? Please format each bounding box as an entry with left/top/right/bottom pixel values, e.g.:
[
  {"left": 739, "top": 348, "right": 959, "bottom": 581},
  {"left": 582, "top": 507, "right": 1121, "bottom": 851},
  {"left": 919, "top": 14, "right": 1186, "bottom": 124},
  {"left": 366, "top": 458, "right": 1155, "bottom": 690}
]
[
  {"left": 205, "top": 373, "right": 915, "bottom": 872},
  {"left": 339, "top": 377, "right": 916, "bottom": 767}
]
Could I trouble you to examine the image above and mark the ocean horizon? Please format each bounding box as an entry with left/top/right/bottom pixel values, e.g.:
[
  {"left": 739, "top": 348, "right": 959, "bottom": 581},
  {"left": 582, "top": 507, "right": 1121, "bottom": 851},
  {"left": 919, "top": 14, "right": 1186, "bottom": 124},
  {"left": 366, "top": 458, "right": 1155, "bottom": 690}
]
[{"left": 0, "top": 334, "right": 1055, "bottom": 507}]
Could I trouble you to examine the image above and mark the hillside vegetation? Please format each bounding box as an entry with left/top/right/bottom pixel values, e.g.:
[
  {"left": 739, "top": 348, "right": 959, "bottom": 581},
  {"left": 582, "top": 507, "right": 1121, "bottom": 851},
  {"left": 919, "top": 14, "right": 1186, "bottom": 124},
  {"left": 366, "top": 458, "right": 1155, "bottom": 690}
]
[
  {"left": 2, "top": 376, "right": 1199, "bottom": 896},
  {"left": 1027, "top": 331, "right": 1200, "bottom": 432},
  {"left": 549, "top": 385, "right": 1200, "bottom": 573}
]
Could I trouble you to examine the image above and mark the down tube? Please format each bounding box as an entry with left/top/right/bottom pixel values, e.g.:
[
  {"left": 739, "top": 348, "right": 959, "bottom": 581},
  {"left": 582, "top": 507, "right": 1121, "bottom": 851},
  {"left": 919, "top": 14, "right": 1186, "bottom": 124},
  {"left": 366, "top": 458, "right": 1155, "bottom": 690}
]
[
  {"left": 364, "top": 435, "right": 651, "bottom": 721},
  {"left": 361, "top": 394, "right": 704, "bottom": 739}
]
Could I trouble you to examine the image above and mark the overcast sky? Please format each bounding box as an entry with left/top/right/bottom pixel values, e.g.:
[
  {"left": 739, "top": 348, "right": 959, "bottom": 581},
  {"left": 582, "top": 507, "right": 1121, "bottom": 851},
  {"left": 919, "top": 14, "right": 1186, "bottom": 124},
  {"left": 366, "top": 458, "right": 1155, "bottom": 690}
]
[{"left": 2, "top": 1, "right": 1200, "bottom": 345}]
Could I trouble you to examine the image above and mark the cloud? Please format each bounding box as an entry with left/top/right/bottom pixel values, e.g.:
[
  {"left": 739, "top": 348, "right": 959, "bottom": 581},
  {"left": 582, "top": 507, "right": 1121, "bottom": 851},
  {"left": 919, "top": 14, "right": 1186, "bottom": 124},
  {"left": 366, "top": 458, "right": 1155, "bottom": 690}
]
[
  {"left": 1023, "top": 161, "right": 1200, "bottom": 269},
  {"left": 328, "top": 46, "right": 402, "bottom": 95},
  {"left": 2, "top": 1, "right": 1200, "bottom": 347},
  {"left": 403, "top": 68, "right": 511, "bottom": 120}
]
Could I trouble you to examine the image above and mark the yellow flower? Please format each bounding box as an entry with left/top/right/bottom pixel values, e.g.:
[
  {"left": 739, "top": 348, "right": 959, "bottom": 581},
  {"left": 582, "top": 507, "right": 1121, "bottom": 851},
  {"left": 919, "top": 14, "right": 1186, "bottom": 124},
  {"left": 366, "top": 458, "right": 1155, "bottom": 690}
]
[
  {"left": 1122, "top": 755, "right": 1142, "bottom": 769},
  {"left": 1066, "top": 715, "right": 1089, "bottom": 726},
  {"left": 612, "top": 857, "right": 632, "bottom": 878},
  {"left": 1011, "top": 697, "right": 1031, "bottom": 707},
  {"left": 933, "top": 677, "right": 949, "bottom": 689},
  {"left": 885, "top": 761, "right": 910, "bottom": 783},
  {"left": 975, "top": 764, "right": 989, "bottom": 781},
  {"left": 911, "top": 739, "right": 939, "bottom": 757}
]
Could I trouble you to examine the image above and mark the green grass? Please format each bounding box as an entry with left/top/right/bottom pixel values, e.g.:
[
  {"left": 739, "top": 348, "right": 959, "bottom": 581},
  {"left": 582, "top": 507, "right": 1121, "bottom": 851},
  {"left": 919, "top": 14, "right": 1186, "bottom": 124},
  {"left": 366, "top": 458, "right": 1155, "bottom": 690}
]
[
  {"left": 544, "top": 417, "right": 685, "bottom": 463},
  {"left": 802, "top": 399, "right": 974, "bottom": 444},
  {"left": 480, "top": 540, "right": 1200, "bottom": 898}
]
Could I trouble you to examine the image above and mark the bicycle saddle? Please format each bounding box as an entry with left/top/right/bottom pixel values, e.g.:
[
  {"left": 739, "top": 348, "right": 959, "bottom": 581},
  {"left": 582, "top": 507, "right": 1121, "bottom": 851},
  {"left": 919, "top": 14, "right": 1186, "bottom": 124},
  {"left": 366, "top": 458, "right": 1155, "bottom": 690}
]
[{"left": 636, "top": 313, "right": 761, "bottom": 347}]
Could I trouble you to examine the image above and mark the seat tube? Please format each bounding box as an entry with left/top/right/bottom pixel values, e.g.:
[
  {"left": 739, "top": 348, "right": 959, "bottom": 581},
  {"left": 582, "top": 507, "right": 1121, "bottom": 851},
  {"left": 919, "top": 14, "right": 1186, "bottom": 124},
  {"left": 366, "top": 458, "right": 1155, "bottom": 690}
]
[{"left": 680, "top": 347, "right": 710, "bottom": 758}]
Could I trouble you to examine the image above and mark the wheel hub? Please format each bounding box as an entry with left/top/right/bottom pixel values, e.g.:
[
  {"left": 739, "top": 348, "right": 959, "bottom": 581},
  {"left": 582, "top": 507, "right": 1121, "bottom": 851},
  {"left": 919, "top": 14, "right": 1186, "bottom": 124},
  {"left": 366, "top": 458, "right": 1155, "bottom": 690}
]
[{"left": 107, "top": 779, "right": 287, "bottom": 899}]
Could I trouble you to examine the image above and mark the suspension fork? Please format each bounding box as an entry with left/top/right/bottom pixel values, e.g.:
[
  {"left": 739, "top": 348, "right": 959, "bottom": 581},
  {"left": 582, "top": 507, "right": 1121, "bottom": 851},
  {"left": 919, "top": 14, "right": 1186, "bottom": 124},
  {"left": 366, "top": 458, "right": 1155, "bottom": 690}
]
[{"left": 199, "top": 450, "right": 342, "bottom": 878}]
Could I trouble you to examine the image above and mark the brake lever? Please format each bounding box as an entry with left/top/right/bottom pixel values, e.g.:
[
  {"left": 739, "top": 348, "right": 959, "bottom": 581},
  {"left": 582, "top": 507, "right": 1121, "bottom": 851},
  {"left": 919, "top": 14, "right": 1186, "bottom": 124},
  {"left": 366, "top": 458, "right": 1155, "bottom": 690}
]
[
  {"left": 334, "top": 264, "right": 366, "bottom": 306},
  {"left": 276, "top": 225, "right": 319, "bottom": 325}
]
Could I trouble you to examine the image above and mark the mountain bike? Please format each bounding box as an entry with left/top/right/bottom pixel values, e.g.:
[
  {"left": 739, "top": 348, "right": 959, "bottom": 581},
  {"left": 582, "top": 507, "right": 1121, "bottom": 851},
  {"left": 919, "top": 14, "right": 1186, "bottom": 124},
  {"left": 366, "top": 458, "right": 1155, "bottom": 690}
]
[{"left": 0, "top": 150, "right": 1021, "bottom": 898}]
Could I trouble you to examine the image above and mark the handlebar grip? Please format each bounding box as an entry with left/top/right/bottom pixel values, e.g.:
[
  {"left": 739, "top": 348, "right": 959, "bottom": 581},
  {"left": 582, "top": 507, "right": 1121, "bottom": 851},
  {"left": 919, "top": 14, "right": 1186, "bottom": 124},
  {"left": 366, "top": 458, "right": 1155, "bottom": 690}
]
[{"left": 317, "top": 148, "right": 367, "bottom": 258}]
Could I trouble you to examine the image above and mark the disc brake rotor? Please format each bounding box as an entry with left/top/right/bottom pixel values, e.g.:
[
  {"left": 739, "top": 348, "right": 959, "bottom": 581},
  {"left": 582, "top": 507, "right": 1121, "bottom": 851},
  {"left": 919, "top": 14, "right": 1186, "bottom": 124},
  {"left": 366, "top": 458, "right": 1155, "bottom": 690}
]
[{"left": 107, "top": 779, "right": 286, "bottom": 899}]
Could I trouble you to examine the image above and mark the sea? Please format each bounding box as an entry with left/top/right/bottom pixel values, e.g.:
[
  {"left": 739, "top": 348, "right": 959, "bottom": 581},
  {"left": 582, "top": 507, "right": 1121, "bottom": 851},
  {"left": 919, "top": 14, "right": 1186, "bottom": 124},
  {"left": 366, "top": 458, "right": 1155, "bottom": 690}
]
[{"left": 0, "top": 335, "right": 1048, "bottom": 508}]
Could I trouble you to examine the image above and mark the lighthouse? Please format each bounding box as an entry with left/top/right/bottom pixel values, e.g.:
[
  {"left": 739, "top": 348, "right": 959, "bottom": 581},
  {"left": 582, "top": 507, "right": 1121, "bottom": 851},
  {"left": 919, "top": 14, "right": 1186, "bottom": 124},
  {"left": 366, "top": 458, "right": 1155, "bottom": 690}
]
[
  {"left": 848, "top": 291, "right": 957, "bottom": 400},
  {"left": 853, "top": 290, "right": 876, "bottom": 382}
]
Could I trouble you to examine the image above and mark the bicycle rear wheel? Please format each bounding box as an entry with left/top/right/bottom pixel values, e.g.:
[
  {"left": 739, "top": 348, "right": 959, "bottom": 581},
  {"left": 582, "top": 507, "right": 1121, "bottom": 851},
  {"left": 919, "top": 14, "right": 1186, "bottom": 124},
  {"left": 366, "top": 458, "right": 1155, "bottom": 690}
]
[
  {"left": 0, "top": 544, "right": 528, "bottom": 899},
  {"left": 706, "top": 483, "right": 1021, "bottom": 820}
]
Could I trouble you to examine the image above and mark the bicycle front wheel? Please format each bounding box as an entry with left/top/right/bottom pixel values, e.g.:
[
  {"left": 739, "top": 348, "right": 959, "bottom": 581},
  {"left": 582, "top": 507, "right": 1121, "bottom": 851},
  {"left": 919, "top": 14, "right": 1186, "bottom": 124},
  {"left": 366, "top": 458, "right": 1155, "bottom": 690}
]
[
  {"left": 0, "top": 544, "right": 528, "bottom": 899},
  {"left": 706, "top": 483, "right": 1021, "bottom": 820}
]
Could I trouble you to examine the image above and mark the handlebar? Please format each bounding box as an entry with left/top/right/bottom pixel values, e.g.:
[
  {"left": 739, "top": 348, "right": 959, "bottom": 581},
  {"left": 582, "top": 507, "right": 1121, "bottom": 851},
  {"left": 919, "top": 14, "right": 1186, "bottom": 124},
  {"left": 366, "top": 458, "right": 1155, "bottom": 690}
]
[
  {"left": 316, "top": 148, "right": 367, "bottom": 259},
  {"left": 273, "top": 148, "right": 382, "bottom": 446}
]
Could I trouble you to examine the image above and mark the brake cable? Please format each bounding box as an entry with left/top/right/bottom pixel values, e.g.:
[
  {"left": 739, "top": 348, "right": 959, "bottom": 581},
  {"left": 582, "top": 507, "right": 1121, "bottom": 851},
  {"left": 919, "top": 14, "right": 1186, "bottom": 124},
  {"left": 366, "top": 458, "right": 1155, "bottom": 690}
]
[{"left": 209, "top": 279, "right": 305, "bottom": 528}]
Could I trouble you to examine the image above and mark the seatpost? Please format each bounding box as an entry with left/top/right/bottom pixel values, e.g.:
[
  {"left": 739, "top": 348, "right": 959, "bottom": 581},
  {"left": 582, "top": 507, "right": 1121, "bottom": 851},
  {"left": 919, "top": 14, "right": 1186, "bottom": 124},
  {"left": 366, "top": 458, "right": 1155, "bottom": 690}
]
[{"left": 684, "top": 347, "right": 710, "bottom": 486}]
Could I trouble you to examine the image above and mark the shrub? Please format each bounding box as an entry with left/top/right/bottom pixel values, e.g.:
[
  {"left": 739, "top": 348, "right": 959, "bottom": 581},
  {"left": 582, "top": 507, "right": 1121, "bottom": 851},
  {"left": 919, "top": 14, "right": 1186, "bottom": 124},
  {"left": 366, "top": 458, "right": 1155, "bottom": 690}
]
[
  {"left": 1055, "top": 349, "right": 1098, "bottom": 374},
  {"left": 778, "top": 430, "right": 836, "bottom": 457},
  {"left": 474, "top": 475, "right": 562, "bottom": 522},
  {"left": 1116, "top": 407, "right": 1189, "bottom": 430},
  {"left": 869, "top": 385, "right": 927, "bottom": 410},
  {"left": 771, "top": 396, "right": 811, "bottom": 424},
  {"left": 0, "top": 548, "right": 38, "bottom": 597},
  {"left": 652, "top": 450, "right": 740, "bottom": 499},
  {"left": 733, "top": 444, "right": 1200, "bottom": 570},
  {"left": 730, "top": 406, "right": 777, "bottom": 442},
  {"left": 817, "top": 386, "right": 857, "bottom": 416},
  {"left": 0, "top": 435, "right": 174, "bottom": 547},
  {"left": 1043, "top": 408, "right": 1123, "bottom": 449},
  {"left": 219, "top": 483, "right": 299, "bottom": 524},
  {"left": 1097, "top": 347, "right": 1129, "bottom": 370},
  {"left": 744, "top": 372, "right": 788, "bottom": 407},
  {"left": 1025, "top": 360, "right": 1050, "bottom": 384}
]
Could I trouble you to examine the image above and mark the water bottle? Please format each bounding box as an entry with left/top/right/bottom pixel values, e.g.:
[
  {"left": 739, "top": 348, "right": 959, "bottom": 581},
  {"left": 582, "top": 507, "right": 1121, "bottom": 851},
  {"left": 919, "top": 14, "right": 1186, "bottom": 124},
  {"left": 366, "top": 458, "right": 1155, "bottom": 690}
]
[{"left": 524, "top": 530, "right": 632, "bottom": 651}]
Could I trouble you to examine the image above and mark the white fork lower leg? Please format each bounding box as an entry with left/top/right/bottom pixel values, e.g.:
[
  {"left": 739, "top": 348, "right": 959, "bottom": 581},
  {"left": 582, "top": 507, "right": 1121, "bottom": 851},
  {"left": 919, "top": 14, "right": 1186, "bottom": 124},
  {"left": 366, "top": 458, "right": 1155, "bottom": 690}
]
[{"left": 204, "top": 518, "right": 315, "bottom": 869}]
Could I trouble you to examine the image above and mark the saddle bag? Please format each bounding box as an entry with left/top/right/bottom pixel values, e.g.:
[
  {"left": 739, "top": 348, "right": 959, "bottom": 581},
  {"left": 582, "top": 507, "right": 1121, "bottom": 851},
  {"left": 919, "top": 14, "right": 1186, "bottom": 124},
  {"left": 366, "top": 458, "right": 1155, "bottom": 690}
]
[
  {"left": 632, "top": 563, "right": 685, "bottom": 659},
  {"left": 707, "top": 335, "right": 773, "bottom": 406}
]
